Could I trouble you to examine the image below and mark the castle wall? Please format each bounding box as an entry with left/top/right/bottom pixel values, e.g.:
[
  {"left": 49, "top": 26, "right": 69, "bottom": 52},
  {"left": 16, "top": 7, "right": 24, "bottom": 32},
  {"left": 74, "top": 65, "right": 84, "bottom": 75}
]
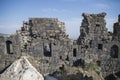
[{"left": 0, "top": 13, "right": 120, "bottom": 79}]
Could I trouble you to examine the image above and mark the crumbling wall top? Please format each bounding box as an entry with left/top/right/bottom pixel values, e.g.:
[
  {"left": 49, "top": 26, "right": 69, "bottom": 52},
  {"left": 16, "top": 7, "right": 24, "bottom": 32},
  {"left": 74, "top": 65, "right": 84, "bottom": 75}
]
[
  {"left": 118, "top": 14, "right": 120, "bottom": 22},
  {"left": 82, "top": 12, "right": 106, "bottom": 18},
  {"left": 29, "top": 18, "right": 59, "bottom": 23}
]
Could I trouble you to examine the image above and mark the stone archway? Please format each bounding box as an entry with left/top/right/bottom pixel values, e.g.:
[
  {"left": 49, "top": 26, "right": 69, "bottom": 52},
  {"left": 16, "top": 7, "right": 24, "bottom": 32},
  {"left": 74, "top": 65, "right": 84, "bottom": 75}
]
[{"left": 110, "top": 45, "right": 119, "bottom": 58}]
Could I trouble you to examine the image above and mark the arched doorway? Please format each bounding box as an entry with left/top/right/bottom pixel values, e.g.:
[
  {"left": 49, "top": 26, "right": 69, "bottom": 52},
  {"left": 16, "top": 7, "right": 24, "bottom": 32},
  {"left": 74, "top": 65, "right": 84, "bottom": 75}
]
[{"left": 110, "top": 45, "right": 119, "bottom": 58}]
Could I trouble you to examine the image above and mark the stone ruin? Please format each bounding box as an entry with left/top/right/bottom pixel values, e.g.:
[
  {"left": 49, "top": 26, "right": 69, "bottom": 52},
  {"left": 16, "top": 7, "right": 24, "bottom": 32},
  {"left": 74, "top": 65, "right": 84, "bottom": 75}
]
[
  {"left": 0, "top": 12, "right": 120, "bottom": 80},
  {"left": 0, "top": 56, "right": 44, "bottom": 80}
]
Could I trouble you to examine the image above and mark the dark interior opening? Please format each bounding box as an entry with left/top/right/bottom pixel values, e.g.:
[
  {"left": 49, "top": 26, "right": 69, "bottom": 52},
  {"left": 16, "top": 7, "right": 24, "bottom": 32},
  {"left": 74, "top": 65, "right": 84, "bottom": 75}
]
[
  {"left": 105, "top": 71, "right": 120, "bottom": 80},
  {"left": 73, "top": 59, "right": 85, "bottom": 68},
  {"left": 98, "top": 44, "right": 103, "bottom": 50},
  {"left": 96, "top": 24, "right": 100, "bottom": 27},
  {"left": 59, "top": 64, "right": 64, "bottom": 71},
  {"left": 66, "top": 55, "right": 69, "bottom": 61},
  {"left": 96, "top": 60, "right": 101, "bottom": 66},
  {"left": 24, "top": 43, "right": 27, "bottom": 49},
  {"left": 115, "top": 71, "right": 120, "bottom": 78},
  {"left": 60, "top": 56, "right": 62, "bottom": 60},
  {"left": 44, "top": 43, "right": 52, "bottom": 57},
  {"left": 85, "top": 45, "right": 88, "bottom": 49},
  {"left": 73, "top": 48, "right": 77, "bottom": 57},
  {"left": 6, "top": 40, "right": 13, "bottom": 54},
  {"left": 110, "top": 45, "right": 119, "bottom": 58},
  {"left": 105, "top": 74, "right": 117, "bottom": 80}
]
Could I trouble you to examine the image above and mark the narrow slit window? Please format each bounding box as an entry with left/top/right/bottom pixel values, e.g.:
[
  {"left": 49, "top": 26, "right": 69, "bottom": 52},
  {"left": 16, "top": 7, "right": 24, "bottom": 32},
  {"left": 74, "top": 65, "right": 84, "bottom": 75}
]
[
  {"left": 6, "top": 40, "right": 13, "bottom": 54},
  {"left": 73, "top": 48, "right": 77, "bottom": 57}
]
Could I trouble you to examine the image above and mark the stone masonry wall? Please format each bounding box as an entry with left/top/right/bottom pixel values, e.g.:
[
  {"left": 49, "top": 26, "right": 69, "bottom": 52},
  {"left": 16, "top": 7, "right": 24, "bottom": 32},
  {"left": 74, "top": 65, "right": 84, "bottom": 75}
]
[{"left": 0, "top": 13, "right": 120, "bottom": 79}]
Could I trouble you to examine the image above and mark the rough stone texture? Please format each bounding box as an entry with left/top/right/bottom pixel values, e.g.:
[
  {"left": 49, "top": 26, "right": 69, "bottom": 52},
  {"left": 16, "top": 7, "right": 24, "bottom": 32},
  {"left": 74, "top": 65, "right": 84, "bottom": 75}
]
[
  {"left": 113, "top": 14, "right": 120, "bottom": 40},
  {"left": 0, "top": 56, "right": 44, "bottom": 80},
  {"left": 0, "top": 13, "right": 120, "bottom": 80},
  {"left": 45, "top": 76, "right": 58, "bottom": 80}
]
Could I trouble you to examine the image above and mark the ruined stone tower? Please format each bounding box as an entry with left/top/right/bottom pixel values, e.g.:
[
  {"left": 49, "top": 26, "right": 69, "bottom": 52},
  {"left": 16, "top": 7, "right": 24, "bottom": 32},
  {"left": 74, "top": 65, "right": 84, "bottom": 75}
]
[
  {"left": 0, "top": 13, "right": 120, "bottom": 80},
  {"left": 113, "top": 15, "right": 120, "bottom": 40}
]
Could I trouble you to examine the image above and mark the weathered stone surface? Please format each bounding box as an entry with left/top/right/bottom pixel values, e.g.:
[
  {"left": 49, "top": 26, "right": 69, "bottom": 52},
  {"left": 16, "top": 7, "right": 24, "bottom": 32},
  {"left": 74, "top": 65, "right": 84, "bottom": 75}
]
[
  {"left": 0, "top": 13, "right": 120, "bottom": 80},
  {"left": 45, "top": 76, "right": 58, "bottom": 80},
  {"left": 0, "top": 56, "right": 44, "bottom": 80}
]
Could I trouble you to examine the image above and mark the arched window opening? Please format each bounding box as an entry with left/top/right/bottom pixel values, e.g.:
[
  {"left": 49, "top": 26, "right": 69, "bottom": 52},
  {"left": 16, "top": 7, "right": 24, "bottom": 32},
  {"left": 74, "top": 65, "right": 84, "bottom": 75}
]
[
  {"left": 110, "top": 45, "right": 119, "bottom": 58},
  {"left": 6, "top": 40, "right": 13, "bottom": 54},
  {"left": 43, "top": 43, "right": 52, "bottom": 57}
]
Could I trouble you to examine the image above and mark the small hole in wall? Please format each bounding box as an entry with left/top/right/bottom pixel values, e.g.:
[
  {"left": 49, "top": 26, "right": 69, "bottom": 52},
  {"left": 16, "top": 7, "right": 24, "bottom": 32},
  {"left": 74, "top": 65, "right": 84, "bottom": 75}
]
[
  {"left": 98, "top": 44, "right": 102, "bottom": 50},
  {"left": 73, "top": 48, "right": 77, "bottom": 57}
]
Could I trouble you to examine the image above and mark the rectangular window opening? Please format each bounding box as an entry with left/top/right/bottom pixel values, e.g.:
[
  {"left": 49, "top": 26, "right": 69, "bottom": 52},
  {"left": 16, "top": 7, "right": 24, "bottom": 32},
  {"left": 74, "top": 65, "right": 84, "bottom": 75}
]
[
  {"left": 73, "top": 48, "right": 77, "bottom": 57},
  {"left": 98, "top": 44, "right": 103, "bottom": 50}
]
